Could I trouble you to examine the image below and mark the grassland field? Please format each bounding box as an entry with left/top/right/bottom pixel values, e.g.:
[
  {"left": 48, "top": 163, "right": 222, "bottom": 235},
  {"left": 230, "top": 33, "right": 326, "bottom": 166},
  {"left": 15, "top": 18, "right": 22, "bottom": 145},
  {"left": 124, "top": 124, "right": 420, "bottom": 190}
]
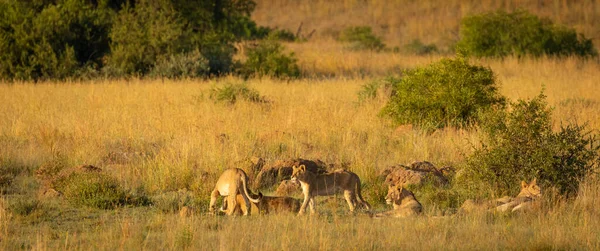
[{"left": 2, "top": 0, "right": 600, "bottom": 250}]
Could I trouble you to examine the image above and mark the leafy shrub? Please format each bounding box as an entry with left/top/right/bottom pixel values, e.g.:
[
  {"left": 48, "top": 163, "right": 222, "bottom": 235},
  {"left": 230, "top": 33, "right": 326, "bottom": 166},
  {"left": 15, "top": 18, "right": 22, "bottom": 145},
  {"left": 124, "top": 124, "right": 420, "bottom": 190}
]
[
  {"left": 457, "top": 93, "right": 600, "bottom": 197},
  {"left": 457, "top": 10, "right": 597, "bottom": 58},
  {"left": 380, "top": 57, "right": 506, "bottom": 130},
  {"left": 338, "top": 26, "right": 385, "bottom": 51},
  {"left": 241, "top": 40, "right": 300, "bottom": 79},
  {"left": 404, "top": 39, "right": 438, "bottom": 55},
  {"left": 52, "top": 171, "right": 135, "bottom": 209},
  {"left": 209, "top": 82, "right": 267, "bottom": 104},
  {"left": 149, "top": 50, "right": 210, "bottom": 79},
  {"left": 0, "top": 1, "right": 113, "bottom": 80},
  {"left": 106, "top": 1, "right": 187, "bottom": 77}
]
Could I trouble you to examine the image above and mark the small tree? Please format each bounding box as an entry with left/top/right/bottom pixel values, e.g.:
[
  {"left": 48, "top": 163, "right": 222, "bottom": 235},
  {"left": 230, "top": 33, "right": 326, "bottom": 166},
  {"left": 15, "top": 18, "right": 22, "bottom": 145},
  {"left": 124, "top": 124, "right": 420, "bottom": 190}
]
[
  {"left": 458, "top": 93, "right": 600, "bottom": 197},
  {"left": 380, "top": 56, "right": 506, "bottom": 131}
]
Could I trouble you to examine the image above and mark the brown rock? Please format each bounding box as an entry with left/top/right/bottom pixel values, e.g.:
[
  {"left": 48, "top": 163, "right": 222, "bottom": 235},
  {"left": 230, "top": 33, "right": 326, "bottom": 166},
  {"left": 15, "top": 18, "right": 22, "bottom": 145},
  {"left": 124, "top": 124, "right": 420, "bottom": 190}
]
[{"left": 380, "top": 161, "right": 449, "bottom": 187}]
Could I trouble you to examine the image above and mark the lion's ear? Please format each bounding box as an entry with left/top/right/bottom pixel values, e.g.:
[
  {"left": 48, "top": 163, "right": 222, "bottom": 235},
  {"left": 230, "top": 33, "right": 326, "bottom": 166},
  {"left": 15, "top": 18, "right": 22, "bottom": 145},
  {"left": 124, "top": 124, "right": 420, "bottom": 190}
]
[
  {"left": 530, "top": 178, "right": 537, "bottom": 186},
  {"left": 299, "top": 165, "right": 306, "bottom": 172},
  {"left": 292, "top": 165, "right": 298, "bottom": 170},
  {"left": 521, "top": 180, "right": 528, "bottom": 189}
]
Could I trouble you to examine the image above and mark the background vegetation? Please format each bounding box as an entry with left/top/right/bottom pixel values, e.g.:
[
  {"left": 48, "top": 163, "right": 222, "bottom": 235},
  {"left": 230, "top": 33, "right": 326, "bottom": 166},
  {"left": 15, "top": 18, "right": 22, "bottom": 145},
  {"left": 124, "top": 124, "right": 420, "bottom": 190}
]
[{"left": 2, "top": 0, "right": 600, "bottom": 249}]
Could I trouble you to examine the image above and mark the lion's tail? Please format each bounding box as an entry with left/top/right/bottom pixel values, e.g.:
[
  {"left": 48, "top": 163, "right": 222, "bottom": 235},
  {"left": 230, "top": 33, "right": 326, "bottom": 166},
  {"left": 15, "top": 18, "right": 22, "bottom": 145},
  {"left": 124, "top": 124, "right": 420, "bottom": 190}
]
[
  {"left": 355, "top": 175, "right": 371, "bottom": 210},
  {"left": 240, "top": 174, "right": 262, "bottom": 204}
]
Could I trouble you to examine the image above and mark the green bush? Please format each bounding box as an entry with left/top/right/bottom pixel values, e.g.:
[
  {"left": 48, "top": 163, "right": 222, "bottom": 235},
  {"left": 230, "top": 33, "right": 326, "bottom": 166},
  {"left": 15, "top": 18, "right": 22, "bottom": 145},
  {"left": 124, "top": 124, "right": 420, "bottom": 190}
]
[
  {"left": 0, "top": 1, "right": 113, "bottom": 80},
  {"left": 457, "top": 93, "right": 600, "bottom": 197},
  {"left": 241, "top": 39, "right": 300, "bottom": 79},
  {"left": 106, "top": 0, "right": 187, "bottom": 77},
  {"left": 209, "top": 82, "right": 267, "bottom": 104},
  {"left": 52, "top": 172, "right": 134, "bottom": 209},
  {"left": 338, "top": 26, "right": 385, "bottom": 51},
  {"left": 380, "top": 57, "right": 506, "bottom": 130},
  {"left": 149, "top": 50, "right": 210, "bottom": 79},
  {"left": 457, "top": 10, "right": 597, "bottom": 58},
  {"left": 0, "top": 0, "right": 260, "bottom": 80}
]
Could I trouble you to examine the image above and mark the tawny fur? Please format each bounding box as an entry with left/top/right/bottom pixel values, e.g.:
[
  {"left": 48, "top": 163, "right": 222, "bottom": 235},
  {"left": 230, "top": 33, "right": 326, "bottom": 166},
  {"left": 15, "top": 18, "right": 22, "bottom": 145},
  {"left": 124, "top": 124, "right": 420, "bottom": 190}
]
[
  {"left": 209, "top": 168, "right": 262, "bottom": 216},
  {"left": 290, "top": 165, "right": 371, "bottom": 216},
  {"left": 374, "top": 185, "right": 422, "bottom": 218}
]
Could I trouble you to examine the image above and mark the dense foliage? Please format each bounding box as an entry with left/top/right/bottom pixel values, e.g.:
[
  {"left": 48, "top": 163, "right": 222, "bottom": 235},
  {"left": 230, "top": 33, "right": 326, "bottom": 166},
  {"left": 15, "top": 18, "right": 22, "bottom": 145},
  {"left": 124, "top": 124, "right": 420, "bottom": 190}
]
[
  {"left": 380, "top": 57, "right": 506, "bottom": 130},
  {"left": 457, "top": 10, "right": 597, "bottom": 58},
  {"left": 0, "top": 0, "right": 260, "bottom": 80},
  {"left": 458, "top": 93, "right": 600, "bottom": 197}
]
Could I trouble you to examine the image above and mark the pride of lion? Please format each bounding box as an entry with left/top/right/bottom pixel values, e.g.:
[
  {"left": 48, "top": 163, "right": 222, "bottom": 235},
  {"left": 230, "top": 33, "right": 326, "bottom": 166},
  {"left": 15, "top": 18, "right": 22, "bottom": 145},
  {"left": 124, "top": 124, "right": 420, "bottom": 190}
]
[{"left": 208, "top": 163, "right": 542, "bottom": 218}]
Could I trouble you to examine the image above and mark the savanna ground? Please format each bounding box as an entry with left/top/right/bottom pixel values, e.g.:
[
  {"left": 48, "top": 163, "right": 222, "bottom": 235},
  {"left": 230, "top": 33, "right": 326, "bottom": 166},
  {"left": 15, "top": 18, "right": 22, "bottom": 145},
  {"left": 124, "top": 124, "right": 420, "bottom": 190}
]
[{"left": 2, "top": 0, "right": 600, "bottom": 250}]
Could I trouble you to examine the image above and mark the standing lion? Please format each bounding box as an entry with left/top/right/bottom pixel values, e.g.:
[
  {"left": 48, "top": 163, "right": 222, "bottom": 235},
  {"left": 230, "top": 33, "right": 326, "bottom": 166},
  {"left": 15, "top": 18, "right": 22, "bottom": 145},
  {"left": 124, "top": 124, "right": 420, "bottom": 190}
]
[
  {"left": 209, "top": 168, "right": 262, "bottom": 216},
  {"left": 290, "top": 165, "right": 371, "bottom": 215}
]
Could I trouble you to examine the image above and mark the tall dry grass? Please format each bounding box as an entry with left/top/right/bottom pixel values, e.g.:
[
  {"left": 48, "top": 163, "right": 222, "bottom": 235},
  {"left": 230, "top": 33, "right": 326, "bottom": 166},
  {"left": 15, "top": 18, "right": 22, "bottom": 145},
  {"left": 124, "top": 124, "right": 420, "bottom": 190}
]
[
  {"left": 1, "top": 54, "right": 600, "bottom": 249},
  {"left": 253, "top": 0, "right": 600, "bottom": 49}
]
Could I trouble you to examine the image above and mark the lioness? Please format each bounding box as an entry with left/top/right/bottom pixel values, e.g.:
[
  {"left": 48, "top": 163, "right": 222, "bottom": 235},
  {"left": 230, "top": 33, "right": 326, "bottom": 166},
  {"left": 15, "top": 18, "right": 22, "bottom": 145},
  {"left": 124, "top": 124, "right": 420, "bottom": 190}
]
[
  {"left": 209, "top": 168, "right": 262, "bottom": 216},
  {"left": 220, "top": 194, "right": 301, "bottom": 215},
  {"left": 290, "top": 165, "right": 371, "bottom": 215},
  {"left": 460, "top": 178, "right": 542, "bottom": 214},
  {"left": 374, "top": 185, "right": 422, "bottom": 218},
  {"left": 496, "top": 178, "right": 542, "bottom": 212}
]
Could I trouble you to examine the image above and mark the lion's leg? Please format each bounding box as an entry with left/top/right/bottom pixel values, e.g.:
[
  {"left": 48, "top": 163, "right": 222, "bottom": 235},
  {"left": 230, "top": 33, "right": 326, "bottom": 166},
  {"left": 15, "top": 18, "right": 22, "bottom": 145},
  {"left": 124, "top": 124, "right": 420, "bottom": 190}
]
[
  {"left": 209, "top": 189, "right": 220, "bottom": 215},
  {"left": 298, "top": 193, "right": 310, "bottom": 216},
  {"left": 308, "top": 197, "right": 316, "bottom": 215},
  {"left": 226, "top": 195, "right": 239, "bottom": 216},
  {"left": 344, "top": 190, "right": 356, "bottom": 212}
]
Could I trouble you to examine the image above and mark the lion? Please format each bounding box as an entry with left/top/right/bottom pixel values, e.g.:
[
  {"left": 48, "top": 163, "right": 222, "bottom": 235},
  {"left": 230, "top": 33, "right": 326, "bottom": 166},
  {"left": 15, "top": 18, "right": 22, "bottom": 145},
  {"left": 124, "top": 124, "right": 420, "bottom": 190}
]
[
  {"left": 290, "top": 165, "right": 371, "bottom": 215},
  {"left": 220, "top": 194, "right": 301, "bottom": 215},
  {"left": 374, "top": 185, "right": 422, "bottom": 218},
  {"left": 209, "top": 168, "right": 262, "bottom": 216},
  {"left": 460, "top": 178, "right": 542, "bottom": 214},
  {"left": 496, "top": 178, "right": 542, "bottom": 212}
]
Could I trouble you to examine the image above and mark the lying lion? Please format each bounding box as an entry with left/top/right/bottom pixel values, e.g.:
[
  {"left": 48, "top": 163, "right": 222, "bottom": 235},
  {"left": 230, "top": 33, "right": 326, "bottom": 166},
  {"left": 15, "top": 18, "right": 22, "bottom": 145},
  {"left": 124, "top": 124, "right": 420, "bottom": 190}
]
[
  {"left": 374, "top": 185, "right": 422, "bottom": 218},
  {"left": 220, "top": 194, "right": 301, "bottom": 215},
  {"left": 291, "top": 165, "right": 371, "bottom": 215},
  {"left": 460, "top": 178, "right": 542, "bottom": 214},
  {"left": 209, "top": 168, "right": 262, "bottom": 216}
]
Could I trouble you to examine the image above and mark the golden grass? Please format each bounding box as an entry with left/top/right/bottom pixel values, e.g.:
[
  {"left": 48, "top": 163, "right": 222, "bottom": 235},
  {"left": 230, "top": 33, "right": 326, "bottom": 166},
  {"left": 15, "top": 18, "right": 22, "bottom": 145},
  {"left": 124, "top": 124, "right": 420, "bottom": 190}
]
[
  {"left": 2, "top": 51, "right": 600, "bottom": 249},
  {"left": 253, "top": 0, "right": 600, "bottom": 49}
]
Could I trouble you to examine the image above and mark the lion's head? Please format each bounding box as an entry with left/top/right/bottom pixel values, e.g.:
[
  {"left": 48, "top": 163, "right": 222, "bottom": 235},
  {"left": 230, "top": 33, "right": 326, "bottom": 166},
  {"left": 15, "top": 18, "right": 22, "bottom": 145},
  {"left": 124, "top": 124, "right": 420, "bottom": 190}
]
[
  {"left": 519, "top": 178, "right": 542, "bottom": 198},
  {"left": 291, "top": 165, "right": 310, "bottom": 183},
  {"left": 385, "top": 185, "right": 410, "bottom": 205}
]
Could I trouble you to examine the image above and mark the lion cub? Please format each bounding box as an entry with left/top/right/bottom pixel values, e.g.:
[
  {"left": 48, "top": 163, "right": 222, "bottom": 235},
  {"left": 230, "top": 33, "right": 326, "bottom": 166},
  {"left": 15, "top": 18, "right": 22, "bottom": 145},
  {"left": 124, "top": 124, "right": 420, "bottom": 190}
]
[
  {"left": 374, "top": 185, "right": 422, "bottom": 218},
  {"left": 291, "top": 165, "right": 371, "bottom": 215},
  {"left": 209, "top": 168, "right": 262, "bottom": 216},
  {"left": 221, "top": 194, "right": 301, "bottom": 215}
]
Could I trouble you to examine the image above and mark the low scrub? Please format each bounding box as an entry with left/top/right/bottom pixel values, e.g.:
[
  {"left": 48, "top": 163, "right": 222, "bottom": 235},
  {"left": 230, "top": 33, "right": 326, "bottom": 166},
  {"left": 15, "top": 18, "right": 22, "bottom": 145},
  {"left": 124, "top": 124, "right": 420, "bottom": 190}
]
[
  {"left": 240, "top": 39, "right": 300, "bottom": 79},
  {"left": 380, "top": 57, "right": 506, "bottom": 131},
  {"left": 337, "top": 26, "right": 385, "bottom": 51},
  {"left": 208, "top": 82, "right": 268, "bottom": 104},
  {"left": 149, "top": 50, "right": 210, "bottom": 79},
  {"left": 51, "top": 169, "right": 147, "bottom": 209},
  {"left": 457, "top": 93, "right": 600, "bottom": 197},
  {"left": 457, "top": 10, "right": 597, "bottom": 58}
]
